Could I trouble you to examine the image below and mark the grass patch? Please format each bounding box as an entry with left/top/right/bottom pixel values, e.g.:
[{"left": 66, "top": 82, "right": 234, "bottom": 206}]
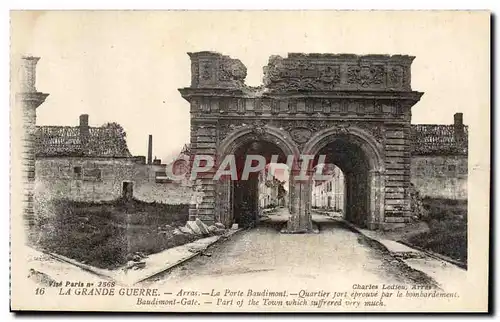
[
  {"left": 407, "top": 197, "right": 467, "bottom": 265},
  {"left": 33, "top": 198, "right": 196, "bottom": 270}
]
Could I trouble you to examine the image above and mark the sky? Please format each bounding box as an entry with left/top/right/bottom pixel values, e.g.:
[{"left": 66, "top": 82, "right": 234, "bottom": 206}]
[{"left": 11, "top": 11, "right": 489, "bottom": 163}]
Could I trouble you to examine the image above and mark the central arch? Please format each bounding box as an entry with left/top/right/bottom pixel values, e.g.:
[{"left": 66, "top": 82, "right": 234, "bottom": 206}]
[{"left": 303, "top": 126, "right": 386, "bottom": 229}]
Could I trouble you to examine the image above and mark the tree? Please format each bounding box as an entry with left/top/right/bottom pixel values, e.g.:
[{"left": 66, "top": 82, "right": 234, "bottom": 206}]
[
  {"left": 102, "top": 122, "right": 127, "bottom": 139},
  {"left": 98, "top": 122, "right": 131, "bottom": 157}
]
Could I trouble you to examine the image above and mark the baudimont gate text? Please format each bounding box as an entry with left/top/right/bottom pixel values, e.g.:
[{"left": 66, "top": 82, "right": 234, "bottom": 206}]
[{"left": 178, "top": 52, "right": 422, "bottom": 233}]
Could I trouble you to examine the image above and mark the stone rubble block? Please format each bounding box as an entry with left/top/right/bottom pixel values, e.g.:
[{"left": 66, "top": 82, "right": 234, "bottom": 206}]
[
  {"left": 208, "top": 225, "right": 226, "bottom": 235},
  {"left": 172, "top": 228, "right": 184, "bottom": 236},
  {"left": 215, "top": 222, "right": 226, "bottom": 229},
  {"left": 185, "top": 221, "right": 202, "bottom": 235},
  {"left": 179, "top": 226, "right": 194, "bottom": 234},
  {"left": 195, "top": 218, "right": 211, "bottom": 235}
]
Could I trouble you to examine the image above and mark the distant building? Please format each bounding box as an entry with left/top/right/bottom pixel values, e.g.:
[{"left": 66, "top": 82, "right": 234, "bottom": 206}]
[
  {"left": 312, "top": 164, "right": 345, "bottom": 212},
  {"left": 34, "top": 114, "right": 192, "bottom": 205},
  {"left": 258, "top": 169, "right": 286, "bottom": 208}
]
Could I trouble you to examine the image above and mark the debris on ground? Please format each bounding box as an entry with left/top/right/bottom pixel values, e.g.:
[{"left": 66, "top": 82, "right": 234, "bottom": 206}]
[{"left": 125, "top": 260, "right": 146, "bottom": 271}]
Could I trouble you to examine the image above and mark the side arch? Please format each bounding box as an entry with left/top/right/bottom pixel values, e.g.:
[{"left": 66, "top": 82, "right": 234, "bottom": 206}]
[
  {"left": 303, "top": 126, "right": 386, "bottom": 229},
  {"left": 302, "top": 126, "right": 385, "bottom": 172}
]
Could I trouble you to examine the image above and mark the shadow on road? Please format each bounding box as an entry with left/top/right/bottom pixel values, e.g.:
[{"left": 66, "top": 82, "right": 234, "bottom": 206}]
[
  {"left": 257, "top": 219, "right": 287, "bottom": 232},
  {"left": 255, "top": 211, "right": 353, "bottom": 234},
  {"left": 312, "top": 217, "right": 352, "bottom": 232}
]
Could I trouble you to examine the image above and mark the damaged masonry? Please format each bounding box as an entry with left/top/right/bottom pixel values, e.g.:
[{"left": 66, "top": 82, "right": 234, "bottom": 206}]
[{"left": 180, "top": 51, "right": 428, "bottom": 232}]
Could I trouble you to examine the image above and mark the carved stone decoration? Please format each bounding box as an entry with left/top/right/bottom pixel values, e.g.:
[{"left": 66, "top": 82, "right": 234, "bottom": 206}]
[
  {"left": 264, "top": 55, "right": 283, "bottom": 83},
  {"left": 394, "top": 100, "right": 403, "bottom": 115},
  {"left": 264, "top": 56, "right": 342, "bottom": 91},
  {"left": 250, "top": 120, "right": 267, "bottom": 137},
  {"left": 319, "top": 66, "right": 341, "bottom": 86},
  {"left": 199, "top": 61, "right": 213, "bottom": 81},
  {"left": 191, "top": 62, "right": 199, "bottom": 87},
  {"left": 218, "top": 122, "right": 242, "bottom": 143},
  {"left": 283, "top": 120, "right": 331, "bottom": 135},
  {"left": 271, "top": 100, "right": 279, "bottom": 114},
  {"left": 218, "top": 64, "right": 232, "bottom": 81},
  {"left": 374, "top": 100, "right": 383, "bottom": 114},
  {"left": 290, "top": 127, "right": 313, "bottom": 144},
  {"left": 218, "top": 56, "right": 247, "bottom": 86},
  {"left": 348, "top": 64, "right": 385, "bottom": 88},
  {"left": 288, "top": 100, "right": 297, "bottom": 113},
  {"left": 371, "top": 65, "right": 385, "bottom": 85},
  {"left": 388, "top": 65, "right": 403, "bottom": 87},
  {"left": 237, "top": 99, "right": 245, "bottom": 113},
  {"left": 402, "top": 67, "right": 410, "bottom": 89},
  {"left": 331, "top": 123, "right": 351, "bottom": 135},
  {"left": 217, "top": 120, "right": 268, "bottom": 144},
  {"left": 261, "top": 99, "right": 271, "bottom": 113},
  {"left": 305, "top": 101, "right": 314, "bottom": 113},
  {"left": 372, "top": 124, "right": 385, "bottom": 142},
  {"left": 352, "top": 122, "right": 385, "bottom": 143},
  {"left": 190, "top": 98, "right": 200, "bottom": 113},
  {"left": 322, "top": 99, "right": 332, "bottom": 113},
  {"left": 200, "top": 98, "right": 211, "bottom": 113},
  {"left": 347, "top": 66, "right": 360, "bottom": 85},
  {"left": 189, "top": 52, "right": 248, "bottom": 88},
  {"left": 218, "top": 119, "right": 387, "bottom": 151}
]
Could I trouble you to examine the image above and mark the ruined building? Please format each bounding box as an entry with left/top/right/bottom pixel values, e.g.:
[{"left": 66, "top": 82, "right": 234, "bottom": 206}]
[
  {"left": 179, "top": 51, "right": 468, "bottom": 230},
  {"left": 34, "top": 114, "right": 192, "bottom": 205}
]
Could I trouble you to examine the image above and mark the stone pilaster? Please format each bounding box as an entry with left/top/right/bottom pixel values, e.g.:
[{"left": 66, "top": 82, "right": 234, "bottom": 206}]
[
  {"left": 283, "top": 167, "right": 313, "bottom": 233},
  {"left": 16, "top": 56, "right": 48, "bottom": 230}
]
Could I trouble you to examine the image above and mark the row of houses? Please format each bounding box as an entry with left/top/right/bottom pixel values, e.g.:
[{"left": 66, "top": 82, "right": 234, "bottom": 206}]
[
  {"left": 312, "top": 164, "right": 345, "bottom": 212},
  {"left": 258, "top": 168, "right": 287, "bottom": 209}
]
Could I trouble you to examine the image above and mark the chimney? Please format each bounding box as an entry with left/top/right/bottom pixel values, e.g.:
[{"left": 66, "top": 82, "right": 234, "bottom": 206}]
[
  {"left": 453, "top": 113, "right": 464, "bottom": 143},
  {"left": 147, "top": 135, "right": 153, "bottom": 165},
  {"left": 79, "top": 114, "right": 90, "bottom": 151}
]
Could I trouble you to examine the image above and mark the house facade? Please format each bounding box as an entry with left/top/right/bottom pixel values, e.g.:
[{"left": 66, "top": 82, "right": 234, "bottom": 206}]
[{"left": 312, "top": 165, "right": 345, "bottom": 212}]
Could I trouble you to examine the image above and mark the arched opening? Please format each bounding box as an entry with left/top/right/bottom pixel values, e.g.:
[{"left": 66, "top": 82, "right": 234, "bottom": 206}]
[
  {"left": 304, "top": 127, "right": 385, "bottom": 229},
  {"left": 231, "top": 140, "right": 291, "bottom": 227},
  {"left": 258, "top": 162, "right": 290, "bottom": 216},
  {"left": 311, "top": 163, "right": 345, "bottom": 218},
  {"left": 216, "top": 126, "right": 300, "bottom": 229},
  {"left": 310, "top": 138, "right": 370, "bottom": 226}
]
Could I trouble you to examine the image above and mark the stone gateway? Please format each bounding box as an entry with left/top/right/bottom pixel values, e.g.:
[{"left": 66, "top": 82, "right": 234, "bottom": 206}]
[{"left": 179, "top": 51, "right": 426, "bottom": 232}]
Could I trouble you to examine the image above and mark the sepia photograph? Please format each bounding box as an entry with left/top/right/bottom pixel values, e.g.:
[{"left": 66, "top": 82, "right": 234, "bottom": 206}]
[{"left": 9, "top": 10, "right": 490, "bottom": 312}]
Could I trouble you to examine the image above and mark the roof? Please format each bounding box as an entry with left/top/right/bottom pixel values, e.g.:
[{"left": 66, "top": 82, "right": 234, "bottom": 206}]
[
  {"left": 35, "top": 125, "right": 132, "bottom": 158},
  {"left": 33, "top": 120, "right": 463, "bottom": 159},
  {"left": 410, "top": 124, "right": 468, "bottom": 156}
]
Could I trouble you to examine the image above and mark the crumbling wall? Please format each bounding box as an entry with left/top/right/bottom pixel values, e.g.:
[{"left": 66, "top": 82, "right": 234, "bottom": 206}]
[
  {"left": 35, "top": 157, "right": 193, "bottom": 206},
  {"left": 410, "top": 155, "right": 468, "bottom": 200}
]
